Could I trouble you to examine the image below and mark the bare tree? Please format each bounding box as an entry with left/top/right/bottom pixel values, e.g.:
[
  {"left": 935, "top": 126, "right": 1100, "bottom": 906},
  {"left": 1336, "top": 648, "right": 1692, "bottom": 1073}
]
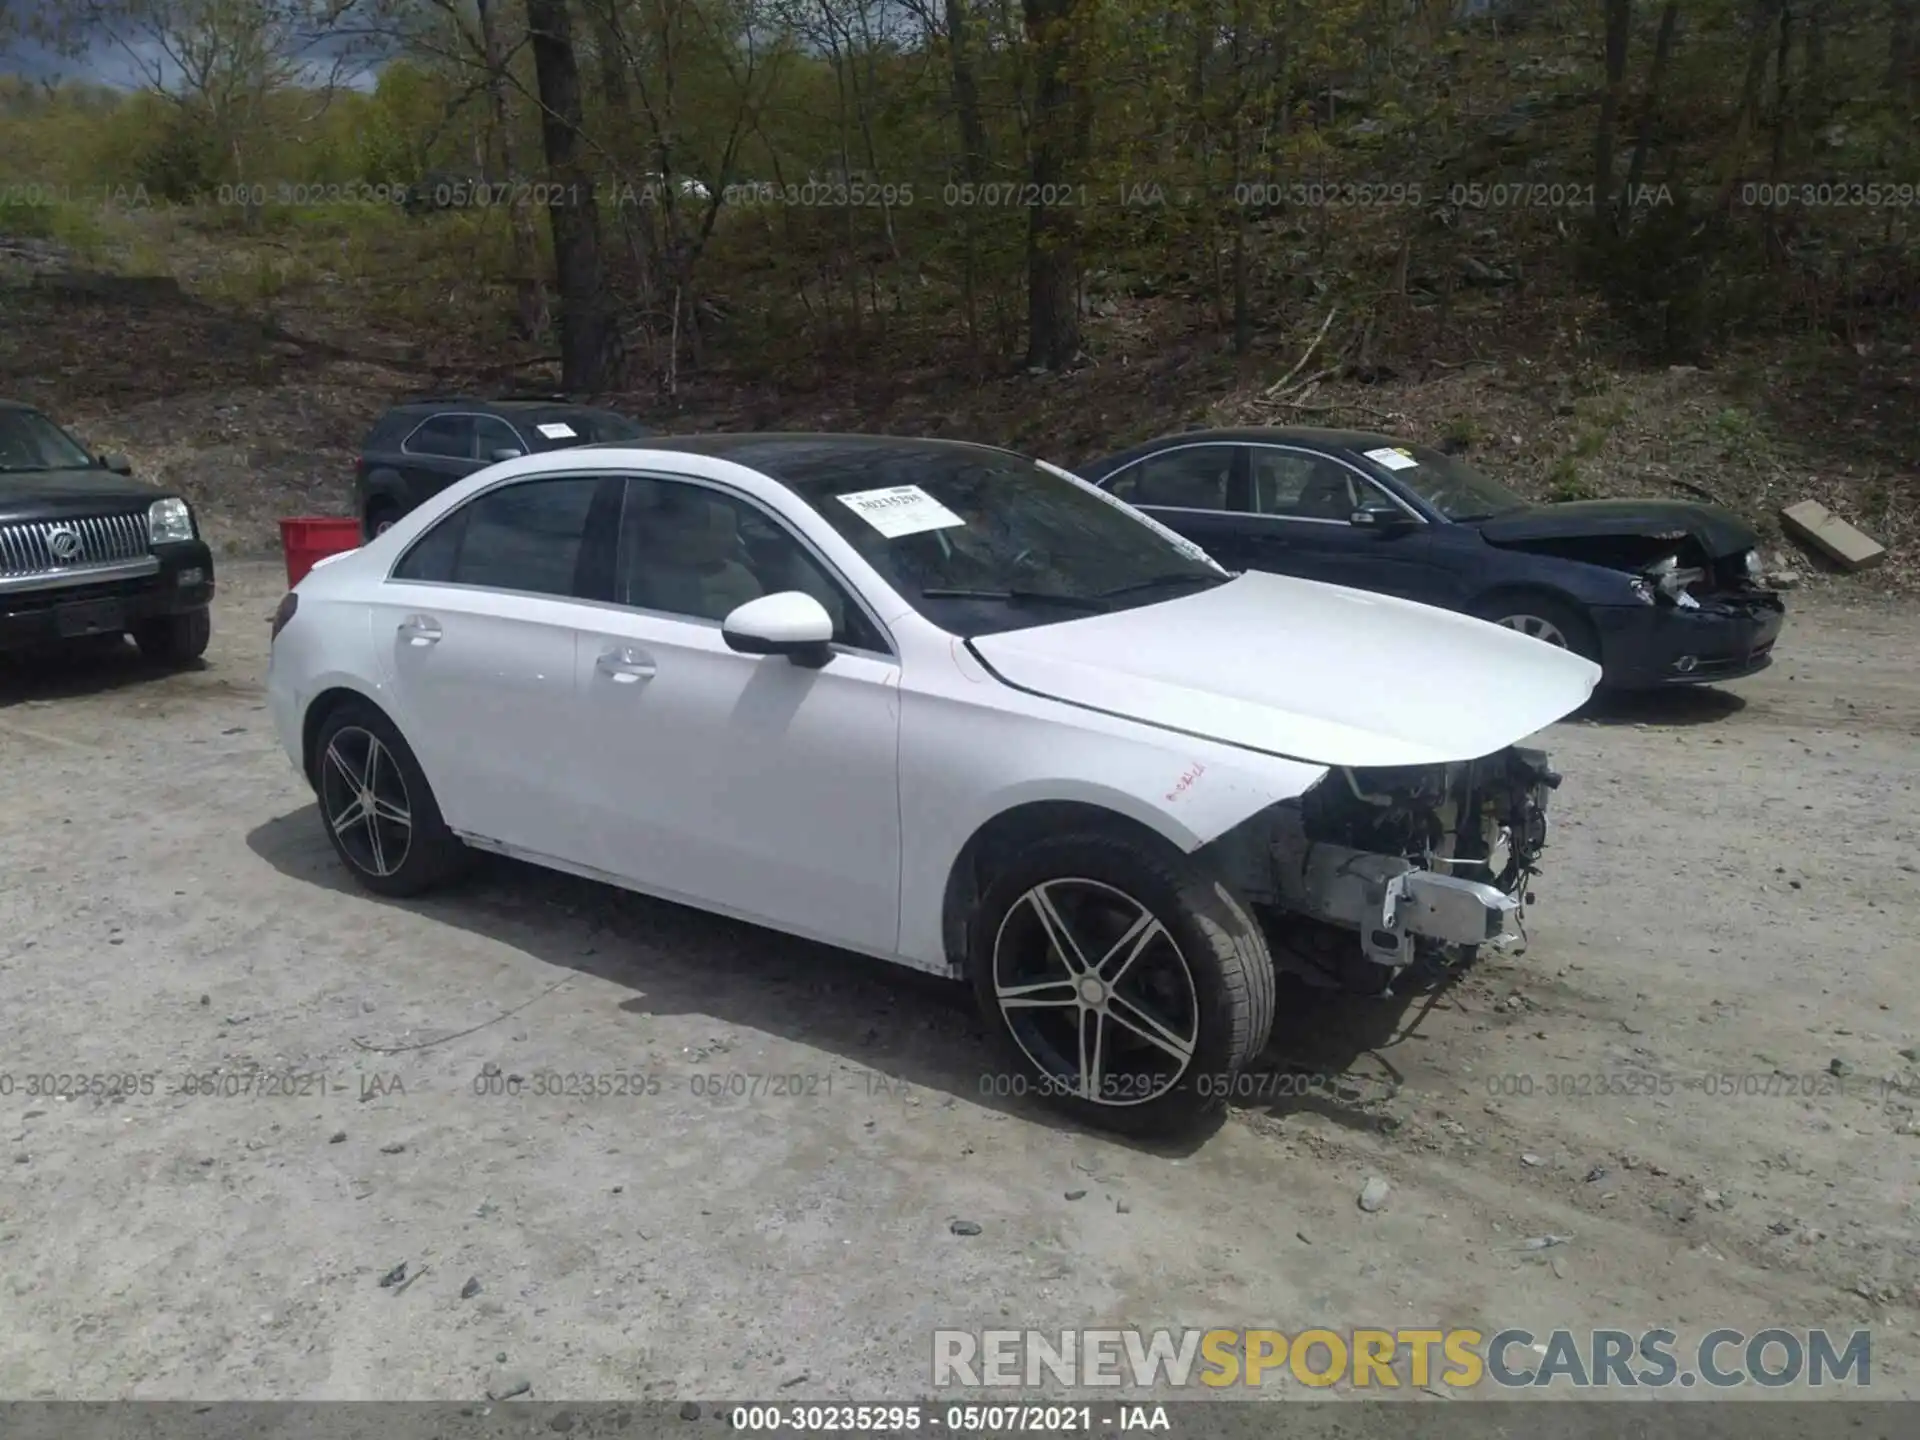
[
  {"left": 1892, "top": 0, "right": 1919, "bottom": 105},
  {"left": 473, "top": 0, "right": 549, "bottom": 341},
  {"left": 526, "top": 0, "right": 623, "bottom": 390},
  {"left": 584, "top": 0, "right": 791, "bottom": 380},
  {"left": 945, "top": 0, "right": 991, "bottom": 346},
  {"left": 1022, "top": 0, "right": 1091, "bottom": 369},
  {"left": 1622, "top": 0, "right": 1679, "bottom": 215},
  {"left": 1592, "top": 0, "right": 1631, "bottom": 236}
]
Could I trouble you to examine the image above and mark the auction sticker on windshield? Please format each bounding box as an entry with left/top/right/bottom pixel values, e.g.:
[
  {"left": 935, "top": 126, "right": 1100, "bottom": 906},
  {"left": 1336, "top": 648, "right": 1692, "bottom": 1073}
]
[
  {"left": 1363, "top": 446, "right": 1419, "bottom": 470},
  {"left": 536, "top": 422, "right": 577, "bottom": 439},
  {"left": 837, "top": 485, "right": 967, "bottom": 539}
]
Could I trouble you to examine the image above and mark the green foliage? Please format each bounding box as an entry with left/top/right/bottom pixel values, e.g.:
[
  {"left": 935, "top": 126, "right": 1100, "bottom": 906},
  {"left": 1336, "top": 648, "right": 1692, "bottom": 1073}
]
[
  {"left": 1545, "top": 455, "right": 1592, "bottom": 502},
  {"left": 1, "top": 0, "right": 1912, "bottom": 382}
]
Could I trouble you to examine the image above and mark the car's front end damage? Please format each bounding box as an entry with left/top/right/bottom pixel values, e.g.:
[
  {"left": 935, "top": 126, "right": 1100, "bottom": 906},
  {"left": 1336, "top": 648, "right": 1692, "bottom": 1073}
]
[
  {"left": 1210, "top": 745, "right": 1562, "bottom": 991},
  {"left": 1597, "top": 542, "right": 1785, "bottom": 686},
  {"left": 1477, "top": 501, "right": 1786, "bottom": 686}
]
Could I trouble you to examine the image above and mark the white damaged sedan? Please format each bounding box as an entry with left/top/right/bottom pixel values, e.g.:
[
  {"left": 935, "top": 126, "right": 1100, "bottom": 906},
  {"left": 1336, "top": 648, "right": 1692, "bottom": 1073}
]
[{"left": 267, "top": 434, "right": 1599, "bottom": 1133}]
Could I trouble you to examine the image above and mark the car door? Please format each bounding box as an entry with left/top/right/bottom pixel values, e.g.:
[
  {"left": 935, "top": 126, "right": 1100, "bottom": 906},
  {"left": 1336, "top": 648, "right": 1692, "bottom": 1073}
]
[
  {"left": 399, "top": 413, "right": 484, "bottom": 507},
  {"left": 1243, "top": 445, "right": 1443, "bottom": 601},
  {"left": 1098, "top": 444, "right": 1253, "bottom": 567},
  {"left": 570, "top": 474, "right": 904, "bottom": 956},
  {"left": 374, "top": 472, "right": 623, "bottom": 861}
]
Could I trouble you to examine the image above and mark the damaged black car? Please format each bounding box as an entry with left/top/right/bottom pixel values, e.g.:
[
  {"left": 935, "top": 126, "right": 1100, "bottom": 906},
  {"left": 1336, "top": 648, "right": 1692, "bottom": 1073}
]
[{"left": 1079, "top": 427, "right": 1785, "bottom": 689}]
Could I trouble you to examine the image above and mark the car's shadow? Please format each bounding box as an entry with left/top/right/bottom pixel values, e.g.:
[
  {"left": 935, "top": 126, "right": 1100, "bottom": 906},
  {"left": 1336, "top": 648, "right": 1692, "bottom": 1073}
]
[
  {"left": 0, "top": 636, "right": 208, "bottom": 706},
  {"left": 1572, "top": 683, "right": 1747, "bottom": 727},
  {"left": 247, "top": 808, "right": 1432, "bottom": 1156}
]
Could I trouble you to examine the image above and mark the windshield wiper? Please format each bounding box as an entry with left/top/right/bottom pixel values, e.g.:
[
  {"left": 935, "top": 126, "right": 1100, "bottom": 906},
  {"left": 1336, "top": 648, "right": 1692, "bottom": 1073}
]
[
  {"left": 919, "top": 587, "right": 1110, "bottom": 611},
  {"left": 1095, "top": 572, "right": 1222, "bottom": 600}
]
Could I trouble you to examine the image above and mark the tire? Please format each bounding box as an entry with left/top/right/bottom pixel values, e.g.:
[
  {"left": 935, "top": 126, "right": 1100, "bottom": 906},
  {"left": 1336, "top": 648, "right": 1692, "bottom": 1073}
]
[
  {"left": 311, "top": 699, "right": 466, "bottom": 897},
  {"left": 968, "top": 829, "right": 1276, "bottom": 1137},
  {"left": 131, "top": 608, "right": 210, "bottom": 665},
  {"left": 364, "top": 499, "right": 401, "bottom": 540},
  {"left": 1468, "top": 591, "right": 1600, "bottom": 664}
]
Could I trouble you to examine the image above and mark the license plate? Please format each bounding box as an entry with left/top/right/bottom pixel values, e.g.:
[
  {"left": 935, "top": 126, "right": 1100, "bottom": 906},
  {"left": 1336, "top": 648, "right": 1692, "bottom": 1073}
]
[{"left": 55, "top": 598, "right": 126, "bottom": 637}]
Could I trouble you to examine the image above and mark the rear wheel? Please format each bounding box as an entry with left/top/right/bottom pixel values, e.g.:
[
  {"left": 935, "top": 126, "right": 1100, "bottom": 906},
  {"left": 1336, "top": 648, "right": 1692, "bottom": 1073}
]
[
  {"left": 969, "top": 830, "right": 1275, "bottom": 1137},
  {"left": 312, "top": 700, "right": 466, "bottom": 897},
  {"left": 364, "top": 499, "right": 401, "bottom": 540},
  {"left": 131, "top": 609, "right": 210, "bottom": 665},
  {"left": 1469, "top": 591, "right": 1599, "bottom": 663}
]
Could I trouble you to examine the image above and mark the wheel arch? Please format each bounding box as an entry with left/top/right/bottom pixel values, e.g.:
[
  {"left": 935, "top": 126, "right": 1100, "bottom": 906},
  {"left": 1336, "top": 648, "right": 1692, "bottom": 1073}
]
[
  {"left": 1464, "top": 582, "right": 1601, "bottom": 652},
  {"left": 301, "top": 683, "right": 393, "bottom": 788},
  {"left": 938, "top": 798, "right": 1196, "bottom": 978},
  {"left": 361, "top": 470, "right": 408, "bottom": 527}
]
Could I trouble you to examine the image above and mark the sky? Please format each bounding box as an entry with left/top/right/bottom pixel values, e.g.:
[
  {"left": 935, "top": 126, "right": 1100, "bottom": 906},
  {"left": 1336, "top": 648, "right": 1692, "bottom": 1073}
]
[{"left": 1, "top": 2, "right": 387, "bottom": 91}]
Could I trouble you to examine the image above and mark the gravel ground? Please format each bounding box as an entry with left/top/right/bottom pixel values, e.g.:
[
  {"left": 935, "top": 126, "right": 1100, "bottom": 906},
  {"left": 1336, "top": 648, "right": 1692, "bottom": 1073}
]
[{"left": 0, "top": 563, "right": 1915, "bottom": 1403}]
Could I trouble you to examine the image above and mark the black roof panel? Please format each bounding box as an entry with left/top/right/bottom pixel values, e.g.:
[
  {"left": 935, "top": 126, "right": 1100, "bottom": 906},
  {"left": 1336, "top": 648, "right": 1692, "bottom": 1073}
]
[{"left": 577, "top": 432, "right": 1024, "bottom": 485}]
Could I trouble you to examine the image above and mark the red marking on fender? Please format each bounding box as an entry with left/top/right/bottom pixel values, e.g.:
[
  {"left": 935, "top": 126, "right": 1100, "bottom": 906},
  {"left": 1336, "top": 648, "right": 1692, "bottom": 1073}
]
[{"left": 1165, "top": 763, "right": 1206, "bottom": 802}]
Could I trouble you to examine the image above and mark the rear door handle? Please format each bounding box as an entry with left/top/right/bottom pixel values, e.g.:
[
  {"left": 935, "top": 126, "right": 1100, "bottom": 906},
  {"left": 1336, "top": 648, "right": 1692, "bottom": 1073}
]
[
  {"left": 397, "top": 615, "right": 442, "bottom": 646},
  {"left": 596, "top": 646, "right": 657, "bottom": 684}
]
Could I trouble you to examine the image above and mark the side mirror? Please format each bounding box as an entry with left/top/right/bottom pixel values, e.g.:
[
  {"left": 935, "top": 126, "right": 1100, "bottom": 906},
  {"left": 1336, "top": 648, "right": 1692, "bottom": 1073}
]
[
  {"left": 490, "top": 447, "right": 525, "bottom": 462},
  {"left": 1350, "top": 503, "right": 1409, "bottom": 529},
  {"left": 721, "top": 591, "right": 834, "bottom": 668},
  {"left": 100, "top": 453, "right": 133, "bottom": 475}
]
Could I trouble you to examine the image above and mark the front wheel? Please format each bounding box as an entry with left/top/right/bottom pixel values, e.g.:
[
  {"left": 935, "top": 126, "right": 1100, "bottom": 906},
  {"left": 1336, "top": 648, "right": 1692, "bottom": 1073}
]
[
  {"left": 969, "top": 830, "right": 1275, "bottom": 1137},
  {"left": 1469, "top": 592, "right": 1600, "bottom": 665},
  {"left": 131, "top": 608, "right": 210, "bottom": 665},
  {"left": 364, "top": 500, "right": 400, "bottom": 541}
]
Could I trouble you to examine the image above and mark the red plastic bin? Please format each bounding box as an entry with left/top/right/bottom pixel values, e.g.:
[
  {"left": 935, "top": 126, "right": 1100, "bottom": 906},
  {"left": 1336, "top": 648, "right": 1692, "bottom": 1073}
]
[{"left": 280, "top": 516, "right": 363, "bottom": 588}]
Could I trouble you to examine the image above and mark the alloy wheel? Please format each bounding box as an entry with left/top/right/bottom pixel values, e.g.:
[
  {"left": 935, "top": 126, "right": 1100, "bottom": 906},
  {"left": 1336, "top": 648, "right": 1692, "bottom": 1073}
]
[
  {"left": 1495, "top": 613, "right": 1569, "bottom": 648},
  {"left": 319, "top": 725, "right": 413, "bottom": 877},
  {"left": 990, "top": 878, "right": 1200, "bottom": 1107}
]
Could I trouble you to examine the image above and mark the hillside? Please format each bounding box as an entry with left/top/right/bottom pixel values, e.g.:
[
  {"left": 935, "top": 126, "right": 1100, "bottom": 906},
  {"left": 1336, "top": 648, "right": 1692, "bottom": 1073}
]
[{"left": 1, "top": 0, "right": 1915, "bottom": 586}]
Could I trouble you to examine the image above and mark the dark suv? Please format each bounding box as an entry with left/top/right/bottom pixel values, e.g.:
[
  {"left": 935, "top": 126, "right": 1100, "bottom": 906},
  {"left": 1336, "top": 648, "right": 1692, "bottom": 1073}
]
[
  {"left": 0, "top": 401, "right": 215, "bottom": 663},
  {"left": 354, "top": 396, "right": 648, "bottom": 538}
]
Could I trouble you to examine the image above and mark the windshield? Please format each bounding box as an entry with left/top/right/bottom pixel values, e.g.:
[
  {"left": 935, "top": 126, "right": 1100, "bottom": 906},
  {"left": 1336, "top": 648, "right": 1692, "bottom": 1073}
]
[
  {"left": 778, "top": 444, "right": 1230, "bottom": 637},
  {"left": 1365, "top": 444, "right": 1529, "bottom": 522},
  {"left": 0, "top": 409, "right": 95, "bottom": 472}
]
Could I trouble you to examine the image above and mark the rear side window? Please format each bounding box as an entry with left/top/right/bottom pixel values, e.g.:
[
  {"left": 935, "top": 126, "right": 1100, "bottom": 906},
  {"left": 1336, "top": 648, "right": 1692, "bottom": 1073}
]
[
  {"left": 1105, "top": 445, "right": 1237, "bottom": 509},
  {"left": 405, "top": 414, "right": 476, "bottom": 458},
  {"left": 392, "top": 476, "right": 618, "bottom": 598},
  {"left": 393, "top": 509, "right": 466, "bottom": 582}
]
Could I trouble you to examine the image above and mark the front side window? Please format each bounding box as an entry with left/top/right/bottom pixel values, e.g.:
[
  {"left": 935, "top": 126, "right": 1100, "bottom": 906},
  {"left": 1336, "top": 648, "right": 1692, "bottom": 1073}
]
[
  {"left": 1250, "top": 449, "right": 1390, "bottom": 521},
  {"left": 473, "top": 416, "right": 524, "bottom": 460},
  {"left": 773, "top": 443, "right": 1229, "bottom": 638},
  {"left": 393, "top": 476, "right": 614, "bottom": 598},
  {"left": 615, "top": 478, "right": 884, "bottom": 650},
  {"left": 1104, "top": 445, "right": 1237, "bottom": 510},
  {"left": 405, "top": 414, "right": 476, "bottom": 459},
  {"left": 0, "top": 409, "right": 95, "bottom": 472}
]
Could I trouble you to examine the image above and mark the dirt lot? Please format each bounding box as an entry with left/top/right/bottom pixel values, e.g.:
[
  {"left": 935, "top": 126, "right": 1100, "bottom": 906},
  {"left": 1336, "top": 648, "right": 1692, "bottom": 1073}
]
[{"left": 0, "top": 563, "right": 1916, "bottom": 1403}]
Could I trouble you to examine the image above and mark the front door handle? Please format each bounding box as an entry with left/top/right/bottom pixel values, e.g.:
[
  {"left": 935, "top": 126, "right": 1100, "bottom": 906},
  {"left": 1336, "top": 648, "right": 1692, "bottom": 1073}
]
[
  {"left": 596, "top": 646, "right": 657, "bottom": 684},
  {"left": 397, "top": 615, "right": 442, "bottom": 646}
]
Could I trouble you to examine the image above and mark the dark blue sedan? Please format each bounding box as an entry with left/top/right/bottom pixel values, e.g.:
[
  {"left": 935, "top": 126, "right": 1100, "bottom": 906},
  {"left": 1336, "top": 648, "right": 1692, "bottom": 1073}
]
[{"left": 1078, "top": 427, "right": 1786, "bottom": 689}]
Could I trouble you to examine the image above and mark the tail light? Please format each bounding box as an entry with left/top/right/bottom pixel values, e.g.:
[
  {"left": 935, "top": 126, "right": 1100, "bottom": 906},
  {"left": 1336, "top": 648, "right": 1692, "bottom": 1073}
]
[{"left": 270, "top": 591, "right": 298, "bottom": 642}]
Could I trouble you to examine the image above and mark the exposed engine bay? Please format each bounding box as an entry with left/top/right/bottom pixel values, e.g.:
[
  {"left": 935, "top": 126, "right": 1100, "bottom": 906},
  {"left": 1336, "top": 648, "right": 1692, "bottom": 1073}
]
[{"left": 1211, "top": 746, "right": 1562, "bottom": 992}]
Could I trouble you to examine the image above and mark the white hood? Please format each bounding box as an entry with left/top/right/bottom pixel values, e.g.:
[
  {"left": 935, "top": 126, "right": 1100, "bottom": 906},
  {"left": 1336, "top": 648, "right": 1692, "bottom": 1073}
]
[{"left": 969, "top": 571, "right": 1600, "bottom": 768}]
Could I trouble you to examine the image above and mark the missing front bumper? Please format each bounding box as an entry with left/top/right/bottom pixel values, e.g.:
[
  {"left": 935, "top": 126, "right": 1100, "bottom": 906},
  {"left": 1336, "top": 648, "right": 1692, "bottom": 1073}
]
[{"left": 1279, "top": 843, "right": 1522, "bottom": 968}]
